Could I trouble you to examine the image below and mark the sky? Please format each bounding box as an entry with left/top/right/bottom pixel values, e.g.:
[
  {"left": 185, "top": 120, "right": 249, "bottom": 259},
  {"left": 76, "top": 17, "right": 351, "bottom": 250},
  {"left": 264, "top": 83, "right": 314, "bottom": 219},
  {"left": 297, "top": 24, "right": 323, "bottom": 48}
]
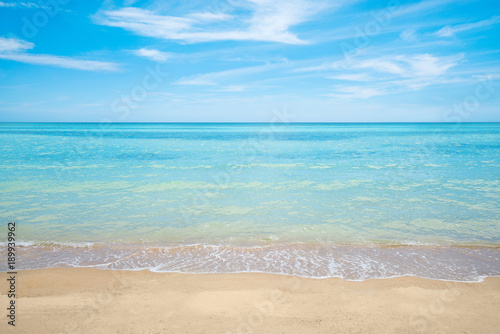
[{"left": 0, "top": 0, "right": 499, "bottom": 122}]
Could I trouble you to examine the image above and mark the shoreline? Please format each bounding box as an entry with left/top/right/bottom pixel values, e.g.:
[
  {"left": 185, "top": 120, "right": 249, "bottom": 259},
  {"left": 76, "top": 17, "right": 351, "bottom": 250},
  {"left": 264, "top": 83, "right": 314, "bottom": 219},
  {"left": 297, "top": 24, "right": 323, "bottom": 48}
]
[
  {"left": 4, "top": 266, "right": 500, "bottom": 283},
  {"left": 6, "top": 243, "right": 499, "bottom": 281},
  {"left": 2, "top": 268, "right": 500, "bottom": 333}
]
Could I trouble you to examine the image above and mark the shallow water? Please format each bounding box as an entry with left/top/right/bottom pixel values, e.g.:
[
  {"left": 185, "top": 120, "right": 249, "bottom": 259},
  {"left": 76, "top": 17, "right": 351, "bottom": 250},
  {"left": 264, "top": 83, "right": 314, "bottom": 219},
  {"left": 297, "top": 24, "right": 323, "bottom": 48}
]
[{"left": 1, "top": 123, "right": 499, "bottom": 280}]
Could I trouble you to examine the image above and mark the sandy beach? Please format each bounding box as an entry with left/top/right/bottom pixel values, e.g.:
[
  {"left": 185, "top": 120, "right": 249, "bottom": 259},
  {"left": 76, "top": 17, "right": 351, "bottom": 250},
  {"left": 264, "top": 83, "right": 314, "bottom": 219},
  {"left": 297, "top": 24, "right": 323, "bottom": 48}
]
[{"left": 1, "top": 268, "right": 499, "bottom": 334}]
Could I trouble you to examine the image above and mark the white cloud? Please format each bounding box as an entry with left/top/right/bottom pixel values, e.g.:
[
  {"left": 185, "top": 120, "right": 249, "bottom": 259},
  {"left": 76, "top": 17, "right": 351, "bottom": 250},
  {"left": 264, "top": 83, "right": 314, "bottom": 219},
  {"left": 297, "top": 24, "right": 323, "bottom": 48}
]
[
  {"left": 0, "top": 1, "right": 39, "bottom": 8},
  {"left": 0, "top": 53, "right": 120, "bottom": 71},
  {"left": 328, "top": 86, "right": 387, "bottom": 99},
  {"left": 216, "top": 85, "right": 248, "bottom": 92},
  {"left": 187, "top": 12, "right": 233, "bottom": 21},
  {"left": 304, "top": 53, "right": 464, "bottom": 99},
  {"left": 293, "top": 61, "right": 334, "bottom": 72},
  {"left": 435, "top": 16, "right": 500, "bottom": 37},
  {"left": 332, "top": 53, "right": 463, "bottom": 78},
  {"left": 96, "top": 0, "right": 329, "bottom": 44},
  {"left": 386, "top": 76, "right": 466, "bottom": 90},
  {"left": 100, "top": 7, "right": 192, "bottom": 35},
  {"left": 0, "top": 37, "right": 119, "bottom": 71},
  {"left": 397, "top": 54, "right": 461, "bottom": 77},
  {"left": 132, "top": 48, "right": 172, "bottom": 62},
  {"left": 0, "top": 1, "right": 72, "bottom": 12},
  {"left": 175, "top": 76, "right": 216, "bottom": 86},
  {"left": 0, "top": 37, "right": 34, "bottom": 52},
  {"left": 356, "top": 58, "right": 406, "bottom": 76},
  {"left": 174, "top": 61, "right": 287, "bottom": 86},
  {"left": 73, "top": 103, "right": 106, "bottom": 107},
  {"left": 400, "top": 28, "right": 417, "bottom": 42},
  {"left": 327, "top": 73, "right": 372, "bottom": 81}
]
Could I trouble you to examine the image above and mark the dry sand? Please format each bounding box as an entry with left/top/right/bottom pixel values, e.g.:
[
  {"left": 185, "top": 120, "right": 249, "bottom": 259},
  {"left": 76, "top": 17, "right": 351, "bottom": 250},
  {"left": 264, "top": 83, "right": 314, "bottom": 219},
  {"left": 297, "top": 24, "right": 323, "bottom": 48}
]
[{"left": 1, "top": 268, "right": 499, "bottom": 333}]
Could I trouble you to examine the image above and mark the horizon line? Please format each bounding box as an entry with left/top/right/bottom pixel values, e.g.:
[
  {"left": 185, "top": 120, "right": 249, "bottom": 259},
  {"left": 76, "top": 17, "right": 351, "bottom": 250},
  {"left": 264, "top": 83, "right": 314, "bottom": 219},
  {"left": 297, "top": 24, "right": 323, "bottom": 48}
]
[{"left": 1, "top": 121, "right": 500, "bottom": 124}]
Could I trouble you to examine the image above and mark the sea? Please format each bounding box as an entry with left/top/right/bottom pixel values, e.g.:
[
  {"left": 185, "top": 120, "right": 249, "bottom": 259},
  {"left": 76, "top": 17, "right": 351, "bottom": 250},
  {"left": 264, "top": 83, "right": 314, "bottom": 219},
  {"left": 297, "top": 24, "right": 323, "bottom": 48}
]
[{"left": 0, "top": 122, "right": 499, "bottom": 281}]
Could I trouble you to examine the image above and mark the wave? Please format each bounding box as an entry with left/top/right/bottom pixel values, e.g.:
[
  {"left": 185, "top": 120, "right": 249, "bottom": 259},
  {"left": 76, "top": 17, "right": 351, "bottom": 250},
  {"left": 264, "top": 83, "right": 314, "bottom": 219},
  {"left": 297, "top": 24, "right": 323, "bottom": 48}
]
[{"left": 1, "top": 242, "right": 499, "bottom": 282}]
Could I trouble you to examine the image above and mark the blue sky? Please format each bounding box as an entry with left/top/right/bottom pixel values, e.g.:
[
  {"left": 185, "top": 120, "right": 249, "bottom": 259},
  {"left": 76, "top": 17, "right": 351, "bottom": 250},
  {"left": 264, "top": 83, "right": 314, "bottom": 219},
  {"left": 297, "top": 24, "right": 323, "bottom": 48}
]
[{"left": 0, "top": 0, "right": 499, "bottom": 122}]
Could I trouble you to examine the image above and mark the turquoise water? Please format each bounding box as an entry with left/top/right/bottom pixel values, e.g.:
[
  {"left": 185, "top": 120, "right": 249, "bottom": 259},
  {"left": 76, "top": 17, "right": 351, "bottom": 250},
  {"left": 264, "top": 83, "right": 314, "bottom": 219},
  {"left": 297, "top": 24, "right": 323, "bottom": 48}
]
[{"left": 0, "top": 123, "right": 499, "bottom": 280}]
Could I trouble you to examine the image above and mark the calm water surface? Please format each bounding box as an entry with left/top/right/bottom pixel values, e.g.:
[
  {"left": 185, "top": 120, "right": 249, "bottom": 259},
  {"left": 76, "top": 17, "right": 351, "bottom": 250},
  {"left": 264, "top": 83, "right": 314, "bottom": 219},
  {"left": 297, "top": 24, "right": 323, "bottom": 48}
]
[{"left": 0, "top": 123, "right": 499, "bottom": 280}]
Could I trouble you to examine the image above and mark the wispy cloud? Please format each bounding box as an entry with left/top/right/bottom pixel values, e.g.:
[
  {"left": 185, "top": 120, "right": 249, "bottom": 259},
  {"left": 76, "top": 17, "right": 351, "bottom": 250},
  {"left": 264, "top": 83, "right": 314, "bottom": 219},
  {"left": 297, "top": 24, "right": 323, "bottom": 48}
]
[
  {"left": 187, "top": 12, "right": 234, "bottom": 21},
  {"left": 0, "top": 37, "right": 120, "bottom": 71},
  {"left": 174, "top": 61, "right": 288, "bottom": 86},
  {"left": 215, "top": 85, "right": 248, "bottom": 92},
  {"left": 174, "top": 76, "right": 216, "bottom": 86},
  {"left": 72, "top": 103, "right": 106, "bottom": 107},
  {"left": 0, "top": 1, "right": 39, "bottom": 8},
  {"left": 354, "top": 54, "right": 463, "bottom": 78},
  {"left": 400, "top": 28, "right": 417, "bottom": 42},
  {"left": 327, "top": 73, "right": 373, "bottom": 81},
  {"left": 435, "top": 15, "right": 500, "bottom": 37},
  {"left": 302, "top": 53, "right": 464, "bottom": 99},
  {"left": 0, "top": 1, "right": 72, "bottom": 12},
  {"left": 327, "top": 86, "right": 388, "bottom": 99},
  {"left": 0, "top": 53, "right": 120, "bottom": 71},
  {"left": 0, "top": 37, "right": 34, "bottom": 52},
  {"left": 132, "top": 48, "right": 172, "bottom": 62},
  {"left": 301, "top": 53, "right": 463, "bottom": 78},
  {"left": 96, "top": 0, "right": 330, "bottom": 44}
]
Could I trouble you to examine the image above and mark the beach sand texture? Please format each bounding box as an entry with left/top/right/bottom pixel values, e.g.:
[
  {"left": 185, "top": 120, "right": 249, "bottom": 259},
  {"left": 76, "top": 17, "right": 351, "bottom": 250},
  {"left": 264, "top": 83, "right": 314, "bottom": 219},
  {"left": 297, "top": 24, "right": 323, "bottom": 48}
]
[{"left": 1, "top": 268, "right": 499, "bottom": 334}]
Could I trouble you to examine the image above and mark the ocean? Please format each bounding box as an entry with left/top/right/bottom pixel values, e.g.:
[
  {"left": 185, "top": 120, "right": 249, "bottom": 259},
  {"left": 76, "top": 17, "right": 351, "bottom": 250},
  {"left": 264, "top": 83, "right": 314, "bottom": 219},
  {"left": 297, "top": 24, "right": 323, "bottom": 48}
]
[{"left": 0, "top": 122, "right": 499, "bottom": 281}]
